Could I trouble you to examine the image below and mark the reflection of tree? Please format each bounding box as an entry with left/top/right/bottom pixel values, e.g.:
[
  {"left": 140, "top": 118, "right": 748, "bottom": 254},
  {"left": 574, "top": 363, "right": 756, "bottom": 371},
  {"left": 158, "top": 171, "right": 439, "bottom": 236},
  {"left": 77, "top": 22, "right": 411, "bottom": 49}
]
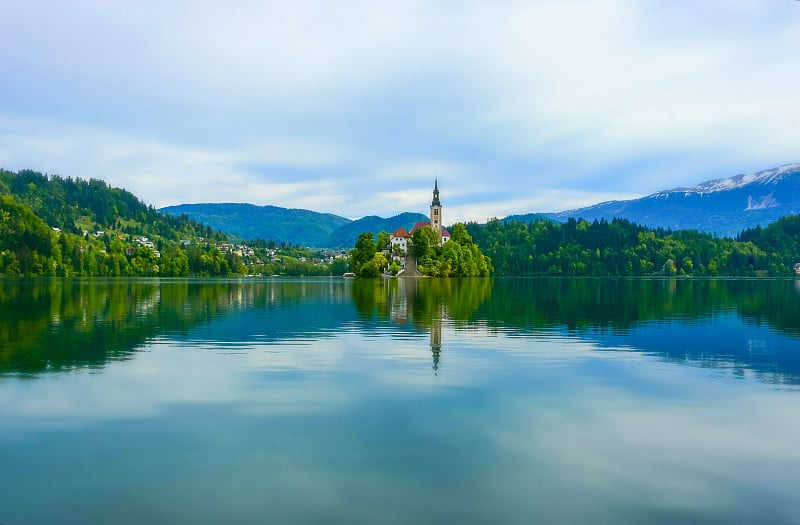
[
  {"left": 7, "top": 277, "right": 799, "bottom": 382},
  {"left": 0, "top": 279, "right": 350, "bottom": 375},
  {"left": 476, "top": 278, "right": 800, "bottom": 337},
  {"left": 356, "top": 277, "right": 800, "bottom": 385},
  {"left": 350, "top": 278, "right": 493, "bottom": 328},
  {"left": 351, "top": 278, "right": 494, "bottom": 373},
  {"left": 474, "top": 278, "right": 800, "bottom": 385}
]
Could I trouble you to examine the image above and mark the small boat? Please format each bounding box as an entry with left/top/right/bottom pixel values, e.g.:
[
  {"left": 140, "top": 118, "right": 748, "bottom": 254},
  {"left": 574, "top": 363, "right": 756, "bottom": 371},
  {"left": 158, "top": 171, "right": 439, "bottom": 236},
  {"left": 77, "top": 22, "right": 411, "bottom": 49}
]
[{"left": 342, "top": 272, "right": 356, "bottom": 278}]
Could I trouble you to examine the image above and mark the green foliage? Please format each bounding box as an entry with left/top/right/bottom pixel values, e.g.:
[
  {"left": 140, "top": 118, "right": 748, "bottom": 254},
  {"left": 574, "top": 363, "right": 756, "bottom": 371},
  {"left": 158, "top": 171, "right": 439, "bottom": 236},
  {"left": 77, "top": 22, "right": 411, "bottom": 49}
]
[
  {"left": 0, "top": 169, "right": 222, "bottom": 242},
  {"left": 0, "top": 195, "right": 53, "bottom": 275},
  {"left": 377, "top": 231, "right": 391, "bottom": 251},
  {"left": 407, "top": 224, "right": 491, "bottom": 277},
  {"left": 467, "top": 216, "right": 796, "bottom": 277},
  {"left": 412, "top": 226, "right": 441, "bottom": 258},
  {"left": 737, "top": 216, "right": 800, "bottom": 276},
  {"left": 350, "top": 232, "right": 378, "bottom": 276}
]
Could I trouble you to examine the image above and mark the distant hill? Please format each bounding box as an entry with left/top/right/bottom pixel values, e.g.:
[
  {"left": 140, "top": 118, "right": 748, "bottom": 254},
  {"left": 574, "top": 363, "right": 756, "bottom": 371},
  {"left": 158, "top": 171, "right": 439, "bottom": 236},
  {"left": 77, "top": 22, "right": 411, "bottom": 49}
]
[
  {"left": 160, "top": 203, "right": 351, "bottom": 246},
  {"left": 544, "top": 164, "right": 800, "bottom": 238},
  {"left": 160, "top": 203, "right": 428, "bottom": 248},
  {"left": 326, "top": 212, "right": 429, "bottom": 248},
  {"left": 503, "top": 213, "right": 556, "bottom": 224},
  {"left": 161, "top": 163, "right": 800, "bottom": 243}
]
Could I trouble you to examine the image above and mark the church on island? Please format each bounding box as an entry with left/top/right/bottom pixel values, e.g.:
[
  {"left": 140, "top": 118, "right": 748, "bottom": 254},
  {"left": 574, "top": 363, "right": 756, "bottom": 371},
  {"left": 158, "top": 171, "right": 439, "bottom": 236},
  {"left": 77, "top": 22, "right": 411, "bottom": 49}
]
[{"left": 389, "top": 180, "right": 451, "bottom": 273}]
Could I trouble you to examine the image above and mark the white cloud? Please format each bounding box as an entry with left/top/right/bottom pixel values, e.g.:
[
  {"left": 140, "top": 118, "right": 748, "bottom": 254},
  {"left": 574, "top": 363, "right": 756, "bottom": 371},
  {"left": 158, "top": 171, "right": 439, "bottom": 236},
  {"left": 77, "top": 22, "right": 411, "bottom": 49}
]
[{"left": 1, "top": 0, "right": 798, "bottom": 217}]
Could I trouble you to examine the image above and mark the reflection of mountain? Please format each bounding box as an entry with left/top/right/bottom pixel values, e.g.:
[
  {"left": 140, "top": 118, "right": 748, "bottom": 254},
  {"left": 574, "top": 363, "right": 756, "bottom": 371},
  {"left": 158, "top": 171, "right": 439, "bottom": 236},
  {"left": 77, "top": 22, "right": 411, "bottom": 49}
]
[{"left": 2, "top": 278, "right": 799, "bottom": 384}]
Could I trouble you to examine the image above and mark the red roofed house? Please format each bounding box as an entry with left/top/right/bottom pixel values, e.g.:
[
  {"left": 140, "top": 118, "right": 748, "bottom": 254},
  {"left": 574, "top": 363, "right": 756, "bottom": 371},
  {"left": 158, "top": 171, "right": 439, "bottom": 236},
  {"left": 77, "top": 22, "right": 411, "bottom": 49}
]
[{"left": 390, "top": 227, "right": 411, "bottom": 254}]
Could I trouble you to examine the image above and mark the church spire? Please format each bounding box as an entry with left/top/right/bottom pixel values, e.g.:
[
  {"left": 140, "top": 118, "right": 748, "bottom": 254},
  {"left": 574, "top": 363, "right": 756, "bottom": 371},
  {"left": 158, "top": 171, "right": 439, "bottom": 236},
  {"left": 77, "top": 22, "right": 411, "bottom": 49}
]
[
  {"left": 430, "top": 179, "right": 442, "bottom": 237},
  {"left": 431, "top": 178, "right": 441, "bottom": 207}
]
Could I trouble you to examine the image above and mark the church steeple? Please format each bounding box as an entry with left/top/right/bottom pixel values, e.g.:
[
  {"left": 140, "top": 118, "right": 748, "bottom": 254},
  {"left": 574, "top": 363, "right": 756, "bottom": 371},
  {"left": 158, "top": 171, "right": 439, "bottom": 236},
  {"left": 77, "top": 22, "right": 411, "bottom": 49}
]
[
  {"left": 430, "top": 179, "right": 442, "bottom": 236},
  {"left": 431, "top": 178, "right": 441, "bottom": 207}
]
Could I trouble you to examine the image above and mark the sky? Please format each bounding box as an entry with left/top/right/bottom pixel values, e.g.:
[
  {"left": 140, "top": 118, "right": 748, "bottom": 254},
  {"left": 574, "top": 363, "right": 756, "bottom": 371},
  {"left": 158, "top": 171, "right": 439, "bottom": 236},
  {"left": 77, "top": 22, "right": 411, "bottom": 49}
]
[{"left": 1, "top": 1, "right": 799, "bottom": 223}]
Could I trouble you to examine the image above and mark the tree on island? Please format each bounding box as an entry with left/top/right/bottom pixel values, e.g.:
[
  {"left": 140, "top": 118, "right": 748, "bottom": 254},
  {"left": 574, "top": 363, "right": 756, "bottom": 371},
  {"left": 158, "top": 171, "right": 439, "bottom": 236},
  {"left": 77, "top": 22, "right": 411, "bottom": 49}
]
[
  {"left": 417, "top": 224, "right": 492, "bottom": 277},
  {"left": 350, "top": 224, "right": 492, "bottom": 277},
  {"left": 350, "top": 232, "right": 389, "bottom": 277}
]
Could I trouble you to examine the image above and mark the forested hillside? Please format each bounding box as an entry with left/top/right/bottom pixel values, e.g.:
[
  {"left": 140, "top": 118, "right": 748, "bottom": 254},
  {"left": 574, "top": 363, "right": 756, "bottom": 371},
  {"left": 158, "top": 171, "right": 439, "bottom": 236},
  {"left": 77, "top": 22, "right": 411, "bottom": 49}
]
[
  {"left": 161, "top": 202, "right": 352, "bottom": 246},
  {"left": 1, "top": 169, "right": 217, "bottom": 241},
  {"left": 0, "top": 169, "right": 350, "bottom": 277},
  {"left": 467, "top": 216, "right": 800, "bottom": 277}
]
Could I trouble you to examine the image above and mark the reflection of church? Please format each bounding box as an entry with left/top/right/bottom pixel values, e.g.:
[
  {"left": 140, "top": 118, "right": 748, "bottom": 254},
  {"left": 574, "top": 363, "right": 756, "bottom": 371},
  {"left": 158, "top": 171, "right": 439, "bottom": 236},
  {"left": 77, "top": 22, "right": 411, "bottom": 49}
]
[
  {"left": 388, "top": 279, "right": 445, "bottom": 375},
  {"left": 430, "top": 304, "right": 442, "bottom": 374}
]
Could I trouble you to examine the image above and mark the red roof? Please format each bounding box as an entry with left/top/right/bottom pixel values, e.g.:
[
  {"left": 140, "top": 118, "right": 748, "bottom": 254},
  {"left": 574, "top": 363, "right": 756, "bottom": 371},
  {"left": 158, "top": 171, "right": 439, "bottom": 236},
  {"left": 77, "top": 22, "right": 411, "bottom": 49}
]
[
  {"left": 391, "top": 227, "right": 411, "bottom": 238},
  {"left": 409, "top": 222, "right": 450, "bottom": 239},
  {"left": 409, "top": 222, "right": 451, "bottom": 237}
]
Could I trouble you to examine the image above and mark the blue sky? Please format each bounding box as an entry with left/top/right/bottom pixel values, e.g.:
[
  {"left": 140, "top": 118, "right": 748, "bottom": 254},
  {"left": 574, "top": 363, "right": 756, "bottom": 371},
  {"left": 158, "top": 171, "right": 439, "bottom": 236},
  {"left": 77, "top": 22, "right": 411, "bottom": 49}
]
[{"left": 1, "top": 1, "right": 798, "bottom": 223}]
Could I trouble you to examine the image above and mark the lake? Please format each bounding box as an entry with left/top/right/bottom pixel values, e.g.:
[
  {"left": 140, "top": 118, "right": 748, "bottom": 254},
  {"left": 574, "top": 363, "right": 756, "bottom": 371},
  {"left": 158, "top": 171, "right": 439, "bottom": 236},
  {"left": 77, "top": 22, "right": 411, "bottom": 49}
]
[{"left": 1, "top": 277, "right": 800, "bottom": 524}]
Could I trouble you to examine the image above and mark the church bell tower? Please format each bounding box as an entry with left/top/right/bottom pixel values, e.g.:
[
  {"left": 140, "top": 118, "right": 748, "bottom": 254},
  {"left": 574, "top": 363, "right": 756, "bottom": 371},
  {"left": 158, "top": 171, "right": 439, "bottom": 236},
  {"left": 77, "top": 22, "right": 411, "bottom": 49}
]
[{"left": 430, "top": 179, "right": 442, "bottom": 237}]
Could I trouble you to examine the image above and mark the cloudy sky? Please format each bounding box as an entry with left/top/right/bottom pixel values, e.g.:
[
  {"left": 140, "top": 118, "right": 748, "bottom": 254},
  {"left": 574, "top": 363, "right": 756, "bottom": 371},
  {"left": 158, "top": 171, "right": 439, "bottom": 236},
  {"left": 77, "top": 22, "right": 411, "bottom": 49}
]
[{"left": 1, "top": 1, "right": 798, "bottom": 222}]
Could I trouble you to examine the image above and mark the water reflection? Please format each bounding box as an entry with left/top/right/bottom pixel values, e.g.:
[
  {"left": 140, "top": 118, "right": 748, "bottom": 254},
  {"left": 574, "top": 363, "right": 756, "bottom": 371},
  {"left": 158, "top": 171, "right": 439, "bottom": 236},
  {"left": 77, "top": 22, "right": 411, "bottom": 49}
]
[
  {"left": 2, "top": 278, "right": 800, "bottom": 524},
  {"left": 350, "top": 278, "right": 800, "bottom": 385},
  {"left": 1, "top": 277, "right": 798, "bottom": 384},
  {"left": 351, "top": 278, "right": 492, "bottom": 374}
]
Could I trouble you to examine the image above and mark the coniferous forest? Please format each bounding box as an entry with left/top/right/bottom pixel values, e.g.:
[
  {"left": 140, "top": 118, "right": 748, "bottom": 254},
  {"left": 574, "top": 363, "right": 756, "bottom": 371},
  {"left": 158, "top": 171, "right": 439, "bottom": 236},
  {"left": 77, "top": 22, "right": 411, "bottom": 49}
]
[
  {"left": 466, "top": 216, "right": 800, "bottom": 277},
  {"left": 0, "top": 169, "right": 347, "bottom": 277}
]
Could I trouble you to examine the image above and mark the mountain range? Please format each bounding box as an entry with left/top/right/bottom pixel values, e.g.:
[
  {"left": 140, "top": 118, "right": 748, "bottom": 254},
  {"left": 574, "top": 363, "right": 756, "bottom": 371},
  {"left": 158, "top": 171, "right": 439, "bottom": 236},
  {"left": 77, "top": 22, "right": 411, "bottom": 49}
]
[
  {"left": 161, "top": 163, "right": 800, "bottom": 245},
  {"left": 545, "top": 163, "right": 800, "bottom": 237},
  {"left": 160, "top": 203, "right": 427, "bottom": 248}
]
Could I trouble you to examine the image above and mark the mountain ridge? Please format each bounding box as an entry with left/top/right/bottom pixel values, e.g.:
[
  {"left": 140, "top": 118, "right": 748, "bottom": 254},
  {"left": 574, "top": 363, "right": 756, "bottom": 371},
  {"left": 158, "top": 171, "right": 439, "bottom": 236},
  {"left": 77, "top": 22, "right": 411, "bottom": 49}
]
[
  {"left": 544, "top": 163, "right": 800, "bottom": 237},
  {"left": 161, "top": 163, "right": 800, "bottom": 243},
  {"left": 160, "top": 202, "right": 352, "bottom": 247},
  {"left": 161, "top": 203, "right": 428, "bottom": 248}
]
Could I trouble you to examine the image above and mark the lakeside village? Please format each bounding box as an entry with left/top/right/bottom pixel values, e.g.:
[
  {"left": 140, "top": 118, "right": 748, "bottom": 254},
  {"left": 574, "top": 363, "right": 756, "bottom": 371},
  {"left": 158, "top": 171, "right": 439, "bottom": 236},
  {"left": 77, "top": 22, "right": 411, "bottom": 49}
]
[{"left": 56, "top": 228, "right": 351, "bottom": 277}]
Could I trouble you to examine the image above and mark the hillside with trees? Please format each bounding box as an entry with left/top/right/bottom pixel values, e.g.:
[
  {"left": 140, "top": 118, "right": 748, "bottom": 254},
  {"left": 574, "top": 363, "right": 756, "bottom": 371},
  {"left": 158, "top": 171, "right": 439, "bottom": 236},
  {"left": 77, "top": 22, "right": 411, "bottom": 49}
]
[
  {"left": 467, "top": 216, "right": 800, "bottom": 277},
  {"left": 160, "top": 202, "right": 352, "bottom": 247},
  {"left": 0, "top": 169, "right": 351, "bottom": 277}
]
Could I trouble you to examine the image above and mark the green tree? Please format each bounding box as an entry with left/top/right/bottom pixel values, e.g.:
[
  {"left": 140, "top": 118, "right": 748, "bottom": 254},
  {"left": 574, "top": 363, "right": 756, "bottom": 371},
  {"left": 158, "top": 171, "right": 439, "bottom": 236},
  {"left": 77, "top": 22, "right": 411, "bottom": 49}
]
[{"left": 351, "top": 232, "right": 378, "bottom": 277}]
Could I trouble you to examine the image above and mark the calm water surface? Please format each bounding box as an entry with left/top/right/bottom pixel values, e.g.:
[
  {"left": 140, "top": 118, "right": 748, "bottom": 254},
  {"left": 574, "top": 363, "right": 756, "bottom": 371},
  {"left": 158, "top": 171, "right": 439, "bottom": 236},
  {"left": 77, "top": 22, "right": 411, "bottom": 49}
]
[{"left": 1, "top": 277, "right": 800, "bottom": 524}]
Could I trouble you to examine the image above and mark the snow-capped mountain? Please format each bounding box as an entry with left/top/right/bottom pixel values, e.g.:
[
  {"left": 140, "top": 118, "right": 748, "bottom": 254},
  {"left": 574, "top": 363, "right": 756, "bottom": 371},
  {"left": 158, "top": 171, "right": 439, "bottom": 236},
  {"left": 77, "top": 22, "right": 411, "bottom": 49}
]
[
  {"left": 545, "top": 164, "right": 800, "bottom": 237},
  {"left": 657, "top": 163, "right": 800, "bottom": 196}
]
